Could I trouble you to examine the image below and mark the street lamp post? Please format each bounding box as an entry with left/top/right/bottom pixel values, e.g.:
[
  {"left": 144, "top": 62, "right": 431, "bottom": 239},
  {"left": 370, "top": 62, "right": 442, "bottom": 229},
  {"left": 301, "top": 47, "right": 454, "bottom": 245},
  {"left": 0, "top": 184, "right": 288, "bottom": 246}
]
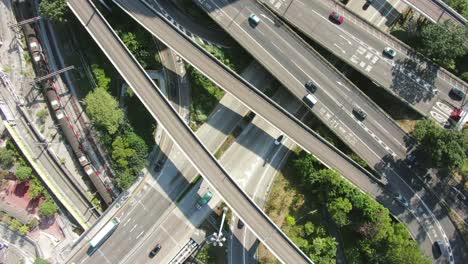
[{"left": 209, "top": 207, "right": 228, "bottom": 247}]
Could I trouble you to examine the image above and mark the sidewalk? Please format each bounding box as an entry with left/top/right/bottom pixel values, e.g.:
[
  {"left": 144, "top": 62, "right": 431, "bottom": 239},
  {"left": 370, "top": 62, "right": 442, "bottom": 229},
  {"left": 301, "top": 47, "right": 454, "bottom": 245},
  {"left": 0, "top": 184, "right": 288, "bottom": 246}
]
[
  {"left": 0, "top": 179, "right": 67, "bottom": 259},
  {"left": 0, "top": 222, "right": 38, "bottom": 262}
]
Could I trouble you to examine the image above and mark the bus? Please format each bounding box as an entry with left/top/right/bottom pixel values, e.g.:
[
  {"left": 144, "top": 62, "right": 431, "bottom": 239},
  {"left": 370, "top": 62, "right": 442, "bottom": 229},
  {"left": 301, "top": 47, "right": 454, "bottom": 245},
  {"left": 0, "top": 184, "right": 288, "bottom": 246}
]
[{"left": 89, "top": 218, "right": 120, "bottom": 249}]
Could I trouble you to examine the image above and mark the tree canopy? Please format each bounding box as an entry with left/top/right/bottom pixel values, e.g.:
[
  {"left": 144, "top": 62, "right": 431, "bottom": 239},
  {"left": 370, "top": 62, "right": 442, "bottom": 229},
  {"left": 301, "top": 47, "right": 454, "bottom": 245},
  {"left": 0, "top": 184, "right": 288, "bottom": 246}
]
[
  {"left": 420, "top": 21, "right": 468, "bottom": 68},
  {"left": 39, "top": 0, "right": 68, "bottom": 23},
  {"left": 111, "top": 131, "right": 148, "bottom": 189},
  {"left": 39, "top": 199, "right": 58, "bottom": 217},
  {"left": 0, "top": 148, "right": 15, "bottom": 168},
  {"left": 413, "top": 119, "right": 467, "bottom": 170},
  {"left": 84, "top": 87, "right": 124, "bottom": 135},
  {"left": 327, "top": 197, "right": 352, "bottom": 227},
  {"left": 290, "top": 153, "right": 430, "bottom": 264},
  {"left": 91, "top": 64, "right": 111, "bottom": 90},
  {"left": 16, "top": 166, "right": 33, "bottom": 182},
  {"left": 28, "top": 176, "right": 45, "bottom": 199},
  {"left": 447, "top": 0, "right": 468, "bottom": 18}
]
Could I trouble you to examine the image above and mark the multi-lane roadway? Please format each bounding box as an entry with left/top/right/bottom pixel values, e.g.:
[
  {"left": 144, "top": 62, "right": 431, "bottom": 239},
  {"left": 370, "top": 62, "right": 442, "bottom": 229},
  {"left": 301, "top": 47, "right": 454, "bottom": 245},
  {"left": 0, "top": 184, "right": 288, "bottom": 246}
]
[
  {"left": 261, "top": 0, "right": 466, "bottom": 117},
  {"left": 122, "top": 0, "right": 465, "bottom": 262},
  {"left": 67, "top": 0, "right": 313, "bottom": 263}
]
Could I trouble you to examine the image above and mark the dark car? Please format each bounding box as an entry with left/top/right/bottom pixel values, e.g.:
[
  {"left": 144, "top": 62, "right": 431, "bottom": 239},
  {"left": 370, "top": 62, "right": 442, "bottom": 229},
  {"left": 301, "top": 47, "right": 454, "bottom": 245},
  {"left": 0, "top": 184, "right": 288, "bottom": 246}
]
[
  {"left": 450, "top": 87, "right": 465, "bottom": 101},
  {"left": 434, "top": 240, "right": 448, "bottom": 257},
  {"left": 149, "top": 244, "right": 161, "bottom": 258},
  {"left": 274, "top": 135, "right": 284, "bottom": 146},
  {"left": 329, "top": 11, "right": 344, "bottom": 24},
  {"left": 305, "top": 80, "right": 318, "bottom": 93},
  {"left": 352, "top": 105, "right": 367, "bottom": 120},
  {"left": 237, "top": 219, "right": 244, "bottom": 229}
]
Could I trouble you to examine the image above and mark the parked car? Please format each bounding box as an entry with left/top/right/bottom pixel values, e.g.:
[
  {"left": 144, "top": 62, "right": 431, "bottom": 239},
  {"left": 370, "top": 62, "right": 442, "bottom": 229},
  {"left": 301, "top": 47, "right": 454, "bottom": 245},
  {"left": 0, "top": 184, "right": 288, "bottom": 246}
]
[
  {"left": 237, "top": 219, "right": 244, "bottom": 229},
  {"left": 383, "top": 47, "right": 397, "bottom": 59},
  {"left": 149, "top": 244, "right": 161, "bottom": 258},
  {"left": 249, "top": 14, "right": 261, "bottom": 27},
  {"left": 352, "top": 105, "right": 367, "bottom": 120},
  {"left": 305, "top": 80, "right": 318, "bottom": 93},
  {"left": 274, "top": 135, "right": 284, "bottom": 146},
  {"left": 329, "top": 11, "right": 344, "bottom": 24},
  {"left": 450, "top": 87, "right": 465, "bottom": 101},
  {"left": 196, "top": 191, "right": 213, "bottom": 209}
]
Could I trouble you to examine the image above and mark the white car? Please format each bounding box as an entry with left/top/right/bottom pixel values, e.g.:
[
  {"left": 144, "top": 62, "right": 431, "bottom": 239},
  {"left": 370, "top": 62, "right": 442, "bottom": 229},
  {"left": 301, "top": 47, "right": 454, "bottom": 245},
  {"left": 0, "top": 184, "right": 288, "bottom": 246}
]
[{"left": 383, "top": 47, "right": 397, "bottom": 59}]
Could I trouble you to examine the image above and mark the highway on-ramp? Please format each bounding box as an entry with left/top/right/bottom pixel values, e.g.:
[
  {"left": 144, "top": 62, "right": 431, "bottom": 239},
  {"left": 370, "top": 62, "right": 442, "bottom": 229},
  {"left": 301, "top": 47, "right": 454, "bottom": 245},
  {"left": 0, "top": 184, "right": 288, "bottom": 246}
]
[{"left": 66, "top": 0, "right": 312, "bottom": 263}]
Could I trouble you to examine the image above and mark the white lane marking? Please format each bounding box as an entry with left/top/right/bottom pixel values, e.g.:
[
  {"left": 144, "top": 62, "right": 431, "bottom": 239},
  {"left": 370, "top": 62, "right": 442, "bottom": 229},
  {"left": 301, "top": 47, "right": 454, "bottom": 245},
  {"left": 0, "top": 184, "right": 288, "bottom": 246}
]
[
  {"left": 435, "top": 101, "right": 452, "bottom": 115},
  {"left": 333, "top": 43, "right": 346, "bottom": 54},
  {"left": 336, "top": 81, "right": 350, "bottom": 92},
  {"left": 430, "top": 111, "right": 449, "bottom": 123},
  {"left": 339, "top": 34, "right": 352, "bottom": 45},
  {"left": 135, "top": 231, "right": 145, "bottom": 239},
  {"left": 129, "top": 224, "right": 138, "bottom": 233},
  {"left": 260, "top": 13, "right": 275, "bottom": 24},
  {"left": 123, "top": 217, "right": 132, "bottom": 227}
]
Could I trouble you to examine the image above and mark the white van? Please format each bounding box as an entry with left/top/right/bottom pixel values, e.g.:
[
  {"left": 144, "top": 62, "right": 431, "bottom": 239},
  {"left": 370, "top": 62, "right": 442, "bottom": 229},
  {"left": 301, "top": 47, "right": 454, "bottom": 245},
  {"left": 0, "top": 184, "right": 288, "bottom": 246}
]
[{"left": 303, "top": 94, "right": 318, "bottom": 109}]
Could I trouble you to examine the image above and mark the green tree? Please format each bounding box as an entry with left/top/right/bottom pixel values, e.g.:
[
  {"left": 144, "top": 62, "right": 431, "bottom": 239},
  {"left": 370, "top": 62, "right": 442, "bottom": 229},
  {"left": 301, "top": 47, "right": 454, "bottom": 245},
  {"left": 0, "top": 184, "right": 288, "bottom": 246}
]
[
  {"left": 39, "top": 200, "right": 58, "bottom": 217},
  {"left": 116, "top": 169, "right": 135, "bottom": 190},
  {"left": 309, "top": 237, "right": 337, "bottom": 264},
  {"left": 286, "top": 215, "right": 296, "bottom": 226},
  {"left": 9, "top": 218, "right": 22, "bottom": 231},
  {"left": 0, "top": 148, "right": 15, "bottom": 168},
  {"left": 111, "top": 136, "right": 136, "bottom": 170},
  {"left": 292, "top": 154, "right": 322, "bottom": 185},
  {"left": 16, "top": 166, "right": 33, "bottom": 182},
  {"left": 461, "top": 72, "right": 468, "bottom": 83},
  {"left": 420, "top": 21, "right": 468, "bottom": 68},
  {"left": 119, "top": 31, "right": 152, "bottom": 68},
  {"left": 84, "top": 87, "right": 124, "bottom": 135},
  {"left": 413, "top": 119, "right": 466, "bottom": 169},
  {"left": 33, "top": 258, "right": 50, "bottom": 264},
  {"left": 124, "top": 132, "right": 148, "bottom": 172},
  {"left": 327, "top": 197, "right": 352, "bottom": 227},
  {"left": 19, "top": 224, "right": 30, "bottom": 235},
  {"left": 447, "top": 0, "right": 468, "bottom": 18},
  {"left": 39, "top": 0, "right": 68, "bottom": 23},
  {"left": 28, "top": 176, "right": 45, "bottom": 199},
  {"left": 91, "top": 64, "right": 111, "bottom": 90}
]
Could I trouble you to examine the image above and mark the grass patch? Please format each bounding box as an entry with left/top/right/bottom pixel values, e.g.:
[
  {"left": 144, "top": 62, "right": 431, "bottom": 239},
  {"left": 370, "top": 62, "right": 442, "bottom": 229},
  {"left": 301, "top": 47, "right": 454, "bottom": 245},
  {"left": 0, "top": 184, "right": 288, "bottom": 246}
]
[
  {"left": 176, "top": 175, "right": 202, "bottom": 203},
  {"left": 188, "top": 66, "right": 225, "bottom": 130},
  {"left": 214, "top": 126, "right": 242, "bottom": 159}
]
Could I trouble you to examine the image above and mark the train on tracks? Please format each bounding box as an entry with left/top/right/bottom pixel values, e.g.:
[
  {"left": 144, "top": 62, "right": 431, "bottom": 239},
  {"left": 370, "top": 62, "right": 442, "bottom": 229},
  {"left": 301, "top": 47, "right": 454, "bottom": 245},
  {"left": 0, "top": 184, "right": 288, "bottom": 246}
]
[{"left": 13, "top": 0, "right": 113, "bottom": 205}]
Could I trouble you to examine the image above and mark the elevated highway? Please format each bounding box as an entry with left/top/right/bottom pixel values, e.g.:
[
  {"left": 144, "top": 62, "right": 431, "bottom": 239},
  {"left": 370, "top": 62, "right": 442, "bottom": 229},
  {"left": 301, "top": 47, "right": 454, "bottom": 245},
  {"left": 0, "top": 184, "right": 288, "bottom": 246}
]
[
  {"left": 67, "top": 0, "right": 312, "bottom": 263},
  {"left": 114, "top": 0, "right": 465, "bottom": 262},
  {"left": 260, "top": 0, "right": 467, "bottom": 117},
  {"left": 403, "top": 0, "right": 467, "bottom": 24}
]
